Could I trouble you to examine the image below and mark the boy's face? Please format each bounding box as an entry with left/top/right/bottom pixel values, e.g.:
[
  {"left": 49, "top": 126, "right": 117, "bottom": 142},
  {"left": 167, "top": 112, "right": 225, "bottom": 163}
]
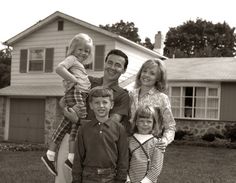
[
  {"left": 74, "top": 42, "right": 91, "bottom": 63},
  {"left": 89, "top": 97, "right": 114, "bottom": 119}
]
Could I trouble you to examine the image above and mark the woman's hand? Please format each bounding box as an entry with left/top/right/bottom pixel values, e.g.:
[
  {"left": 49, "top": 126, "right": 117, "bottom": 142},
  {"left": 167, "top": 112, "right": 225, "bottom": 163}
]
[{"left": 156, "top": 138, "right": 168, "bottom": 152}]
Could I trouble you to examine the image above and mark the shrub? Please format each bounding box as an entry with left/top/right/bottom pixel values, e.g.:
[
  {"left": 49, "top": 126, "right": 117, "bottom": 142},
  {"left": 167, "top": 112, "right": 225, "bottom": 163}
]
[
  {"left": 175, "top": 130, "right": 189, "bottom": 140},
  {"left": 202, "top": 133, "right": 216, "bottom": 142},
  {"left": 224, "top": 124, "right": 236, "bottom": 142}
]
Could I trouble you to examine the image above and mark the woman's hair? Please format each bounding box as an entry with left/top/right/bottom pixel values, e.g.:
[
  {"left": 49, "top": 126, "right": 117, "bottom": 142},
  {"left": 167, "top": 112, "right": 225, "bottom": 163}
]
[
  {"left": 132, "top": 106, "right": 163, "bottom": 135},
  {"left": 67, "top": 33, "right": 93, "bottom": 64},
  {"left": 134, "top": 58, "right": 167, "bottom": 92},
  {"left": 88, "top": 86, "right": 113, "bottom": 103}
]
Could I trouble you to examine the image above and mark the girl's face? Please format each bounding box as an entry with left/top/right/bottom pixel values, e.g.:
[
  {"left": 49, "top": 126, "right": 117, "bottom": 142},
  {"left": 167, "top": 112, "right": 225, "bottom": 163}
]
[
  {"left": 136, "top": 116, "right": 154, "bottom": 135},
  {"left": 74, "top": 42, "right": 91, "bottom": 63},
  {"left": 140, "top": 65, "right": 160, "bottom": 88}
]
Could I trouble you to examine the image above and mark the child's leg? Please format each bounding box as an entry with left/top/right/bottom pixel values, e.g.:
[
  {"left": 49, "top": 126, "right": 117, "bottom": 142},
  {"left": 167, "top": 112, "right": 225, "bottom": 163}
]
[{"left": 68, "top": 122, "right": 79, "bottom": 163}]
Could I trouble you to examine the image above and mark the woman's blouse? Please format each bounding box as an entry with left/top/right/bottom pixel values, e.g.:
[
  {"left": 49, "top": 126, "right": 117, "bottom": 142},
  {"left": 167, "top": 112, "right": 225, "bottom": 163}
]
[{"left": 129, "top": 87, "right": 176, "bottom": 145}]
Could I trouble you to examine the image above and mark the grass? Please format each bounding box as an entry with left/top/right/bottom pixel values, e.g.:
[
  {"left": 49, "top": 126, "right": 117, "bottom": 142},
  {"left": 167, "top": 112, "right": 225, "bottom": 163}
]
[{"left": 0, "top": 144, "right": 236, "bottom": 183}]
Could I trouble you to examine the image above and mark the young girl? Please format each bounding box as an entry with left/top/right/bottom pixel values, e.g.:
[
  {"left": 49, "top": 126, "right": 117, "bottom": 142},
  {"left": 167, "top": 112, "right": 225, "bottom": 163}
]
[
  {"left": 41, "top": 33, "right": 93, "bottom": 175},
  {"left": 127, "top": 106, "right": 164, "bottom": 183},
  {"left": 129, "top": 58, "right": 176, "bottom": 150}
]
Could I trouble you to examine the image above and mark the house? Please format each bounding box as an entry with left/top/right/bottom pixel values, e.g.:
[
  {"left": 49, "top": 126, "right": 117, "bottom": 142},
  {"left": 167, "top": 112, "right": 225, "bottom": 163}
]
[
  {"left": 0, "top": 11, "right": 166, "bottom": 143},
  {"left": 165, "top": 57, "right": 236, "bottom": 137}
]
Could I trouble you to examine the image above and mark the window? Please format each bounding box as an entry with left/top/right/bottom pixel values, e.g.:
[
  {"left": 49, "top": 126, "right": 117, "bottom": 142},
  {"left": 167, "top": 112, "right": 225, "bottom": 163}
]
[
  {"left": 169, "top": 85, "right": 220, "bottom": 120},
  {"left": 20, "top": 48, "right": 54, "bottom": 73},
  {"left": 58, "top": 20, "right": 64, "bottom": 31},
  {"left": 29, "top": 48, "right": 45, "bottom": 71}
]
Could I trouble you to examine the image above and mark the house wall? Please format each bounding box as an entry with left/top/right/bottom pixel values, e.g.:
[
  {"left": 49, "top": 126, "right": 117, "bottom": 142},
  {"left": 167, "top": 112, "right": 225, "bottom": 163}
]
[
  {"left": 220, "top": 82, "right": 236, "bottom": 121},
  {"left": 176, "top": 119, "right": 236, "bottom": 137},
  {"left": 10, "top": 18, "right": 115, "bottom": 86}
]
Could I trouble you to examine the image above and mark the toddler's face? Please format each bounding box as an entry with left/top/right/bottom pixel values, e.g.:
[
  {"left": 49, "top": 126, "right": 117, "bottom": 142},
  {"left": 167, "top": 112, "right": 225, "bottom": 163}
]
[
  {"left": 74, "top": 42, "right": 91, "bottom": 63},
  {"left": 136, "top": 116, "right": 154, "bottom": 135}
]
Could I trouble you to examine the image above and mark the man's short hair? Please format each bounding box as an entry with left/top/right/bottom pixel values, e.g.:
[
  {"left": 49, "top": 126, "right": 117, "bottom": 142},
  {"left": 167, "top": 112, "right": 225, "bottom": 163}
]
[{"left": 105, "top": 49, "right": 129, "bottom": 70}]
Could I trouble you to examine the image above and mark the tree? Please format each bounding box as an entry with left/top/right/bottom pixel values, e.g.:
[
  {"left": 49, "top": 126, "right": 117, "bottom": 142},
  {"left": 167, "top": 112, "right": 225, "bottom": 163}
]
[
  {"left": 99, "top": 20, "right": 142, "bottom": 43},
  {"left": 142, "top": 37, "right": 154, "bottom": 50},
  {"left": 164, "top": 19, "right": 236, "bottom": 58},
  {"left": 0, "top": 47, "right": 11, "bottom": 88}
]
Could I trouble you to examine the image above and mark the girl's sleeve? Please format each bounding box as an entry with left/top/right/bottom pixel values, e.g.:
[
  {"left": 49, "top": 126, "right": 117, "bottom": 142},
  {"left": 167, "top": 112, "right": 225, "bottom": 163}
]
[
  {"left": 143, "top": 143, "right": 164, "bottom": 183},
  {"left": 161, "top": 94, "right": 176, "bottom": 145}
]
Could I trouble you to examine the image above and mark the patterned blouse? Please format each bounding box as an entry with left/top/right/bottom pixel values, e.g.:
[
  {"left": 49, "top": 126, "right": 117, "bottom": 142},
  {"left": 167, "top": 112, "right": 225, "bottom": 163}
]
[
  {"left": 129, "top": 87, "right": 176, "bottom": 145},
  {"left": 128, "top": 134, "right": 164, "bottom": 183}
]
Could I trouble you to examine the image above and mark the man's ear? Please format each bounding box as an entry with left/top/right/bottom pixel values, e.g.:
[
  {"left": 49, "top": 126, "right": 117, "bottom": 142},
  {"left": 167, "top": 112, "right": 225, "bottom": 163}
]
[{"left": 89, "top": 102, "right": 93, "bottom": 110}]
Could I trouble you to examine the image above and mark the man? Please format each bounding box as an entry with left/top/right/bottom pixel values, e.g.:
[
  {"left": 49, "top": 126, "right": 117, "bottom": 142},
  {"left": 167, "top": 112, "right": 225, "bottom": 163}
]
[{"left": 55, "top": 49, "right": 131, "bottom": 183}]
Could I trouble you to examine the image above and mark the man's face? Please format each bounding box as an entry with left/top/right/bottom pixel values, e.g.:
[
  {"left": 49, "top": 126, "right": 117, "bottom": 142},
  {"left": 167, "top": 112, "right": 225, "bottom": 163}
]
[{"left": 104, "top": 54, "right": 126, "bottom": 82}]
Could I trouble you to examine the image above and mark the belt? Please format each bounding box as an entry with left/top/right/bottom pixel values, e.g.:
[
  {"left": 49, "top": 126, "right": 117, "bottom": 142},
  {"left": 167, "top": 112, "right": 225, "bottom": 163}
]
[{"left": 83, "top": 167, "right": 115, "bottom": 175}]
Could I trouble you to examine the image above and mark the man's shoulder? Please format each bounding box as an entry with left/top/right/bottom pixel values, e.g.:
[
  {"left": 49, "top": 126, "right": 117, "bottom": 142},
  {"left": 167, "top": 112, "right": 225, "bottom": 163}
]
[{"left": 88, "top": 76, "right": 103, "bottom": 86}]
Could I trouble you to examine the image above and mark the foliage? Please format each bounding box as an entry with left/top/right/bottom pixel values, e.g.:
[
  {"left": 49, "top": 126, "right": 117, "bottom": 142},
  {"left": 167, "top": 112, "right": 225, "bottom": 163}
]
[
  {"left": 164, "top": 19, "right": 236, "bottom": 58},
  {"left": 174, "top": 130, "right": 189, "bottom": 140},
  {"left": 0, "top": 47, "right": 11, "bottom": 88},
  {"left": 99, "top": 20, "right": 141, "bottom": 43},
  {"left": 224, "top": 124, "right": 236, "bottom": 142},
  {"left": 99, "top": 20, "right": 154, "bottom": 50}
]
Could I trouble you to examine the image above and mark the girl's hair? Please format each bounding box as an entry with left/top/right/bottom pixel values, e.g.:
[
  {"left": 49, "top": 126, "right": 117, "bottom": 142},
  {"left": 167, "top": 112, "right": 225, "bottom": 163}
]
[
  {"left": 134, "top": 58, "right": 167, "bottom": 92},
  {"left": 88, "top": 86, "right": 113, "bottom": 103},
  {"left": 132, "top": 106, "right": 163, "bottom": 136},
  {"left": 67, "top": 33, "right": 93, "bottom": 64}
]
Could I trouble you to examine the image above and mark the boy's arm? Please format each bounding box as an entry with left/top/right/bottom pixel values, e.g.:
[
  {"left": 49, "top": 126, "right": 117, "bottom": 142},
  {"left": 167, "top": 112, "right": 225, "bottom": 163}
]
[{"left": 114, "top": 125, "right": 129, "bottom": 183}]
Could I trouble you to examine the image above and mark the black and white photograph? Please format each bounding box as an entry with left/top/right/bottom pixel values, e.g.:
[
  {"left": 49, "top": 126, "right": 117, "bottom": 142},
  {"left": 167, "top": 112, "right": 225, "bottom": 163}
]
[{"left": 0, "top": 0, "right": 236, "bottom": 182}]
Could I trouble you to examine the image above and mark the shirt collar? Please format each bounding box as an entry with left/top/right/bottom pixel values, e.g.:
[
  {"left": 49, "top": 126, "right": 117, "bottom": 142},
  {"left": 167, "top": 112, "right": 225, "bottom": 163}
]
[
  {"left": 91, "top": 116, "right": 111, "bottom": 127},
  {"left": 136, "top": 87, "right": 157, "bottom": 95}
]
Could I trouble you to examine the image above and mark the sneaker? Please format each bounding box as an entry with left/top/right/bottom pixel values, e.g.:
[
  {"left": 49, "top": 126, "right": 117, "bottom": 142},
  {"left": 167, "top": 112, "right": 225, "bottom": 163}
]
[
  {"left": 64, "top": 159, "right": 73, "bottom": 171},
  {"left": 41, "top": 155, "right": 57, "bottom": 176}
]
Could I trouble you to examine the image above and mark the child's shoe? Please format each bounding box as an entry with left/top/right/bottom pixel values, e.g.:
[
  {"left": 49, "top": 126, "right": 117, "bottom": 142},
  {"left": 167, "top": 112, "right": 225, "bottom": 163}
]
[
  {"left": 64, "top": 159, "right": 73, "bottom": 171},
  {"left": 41, "top": 155, "right": 57, "bottom": 176}
]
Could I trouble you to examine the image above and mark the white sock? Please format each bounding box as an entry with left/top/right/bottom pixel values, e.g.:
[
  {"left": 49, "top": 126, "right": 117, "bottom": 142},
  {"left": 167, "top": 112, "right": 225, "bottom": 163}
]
[
  {"left": 46, "top": 150, "right": 55, "bottom": 161},
  {"left": 68, "top": 153, "right": 74, "bottom": 163}
]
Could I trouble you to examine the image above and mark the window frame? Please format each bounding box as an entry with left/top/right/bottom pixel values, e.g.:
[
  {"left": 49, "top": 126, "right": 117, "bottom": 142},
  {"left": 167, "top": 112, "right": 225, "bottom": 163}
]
[
  {"left": 27, "top": 48, "right": 45, "bottom": 72},
  {"left": 168, "top": 82, "right": 221, "bottom": 120}
]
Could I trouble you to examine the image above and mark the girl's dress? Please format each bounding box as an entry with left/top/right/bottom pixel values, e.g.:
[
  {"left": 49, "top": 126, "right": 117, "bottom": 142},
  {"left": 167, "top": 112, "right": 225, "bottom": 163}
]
[
  {"left": 129, "top": 87, "right": 176, "bottom": 145},
  {"left": 128, "top": 133, "right": 164, "bottom": 183}
]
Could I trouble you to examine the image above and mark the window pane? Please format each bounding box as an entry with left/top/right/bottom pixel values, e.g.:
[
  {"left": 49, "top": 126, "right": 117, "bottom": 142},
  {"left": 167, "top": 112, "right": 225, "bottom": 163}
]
[
  {"left": 195, "top": 98, "right": 205, "bottom": 107},
  {"left": 195, "top": 108, "right": 205, "bottom": 118},
  {"left": 30, "top": 49, "right": 44, "bottom": 60},
  {"left": 172, "top": 87, "right": 181, "bottom": 96},
  {"left": 29, "top": 60, "right": 43, "bottom": 71},
  {"left": 196, "top": 87, "right": 206, "bottom": 96},
  {"left": 171, "top": 97, "right": 180, "bottom": 107},
  {"left": 172, "top": 107, "right": 180, "bottom": 117},
  {"left": 208, "top": 88, "right": 218, "bottom": 96},
  {"left": 207, "top": 98, "right": 218, "bottom": 108},
  {"left": 207, "top": 109, "right": 218, "bottom": 119},
  {"left": 184, "top": 107, "right": 192, "bottom": 117}
]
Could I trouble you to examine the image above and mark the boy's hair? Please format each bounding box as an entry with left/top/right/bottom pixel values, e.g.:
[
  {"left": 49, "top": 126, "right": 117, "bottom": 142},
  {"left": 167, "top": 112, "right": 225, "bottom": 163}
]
[
  {"left": 105, "top": 49, "right": 129, "bottom": 70},
  {"left": 132, "top": 106, "right": 163, "bottom": 136},
  {"left": 134, "top": 58, "right": 167, "bottom": 92},
  {"left": 88, "top": 86, "right": 114, "bottom": 103}
]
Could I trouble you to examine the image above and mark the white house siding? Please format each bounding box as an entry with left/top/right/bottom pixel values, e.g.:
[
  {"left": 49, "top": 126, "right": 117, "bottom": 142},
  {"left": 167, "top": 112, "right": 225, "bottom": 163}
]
[
  {"left": 10, "top": 18, "right": 116, "bottom": 86},
  {"left": 115, "top": 41, "right": 157, "bottom": 84}
]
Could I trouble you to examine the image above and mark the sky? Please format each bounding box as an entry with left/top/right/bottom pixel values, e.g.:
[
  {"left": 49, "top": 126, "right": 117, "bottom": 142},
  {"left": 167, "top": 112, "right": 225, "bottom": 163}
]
[{"left": 1, "top": 0, "right": 236, "bottom": 49}]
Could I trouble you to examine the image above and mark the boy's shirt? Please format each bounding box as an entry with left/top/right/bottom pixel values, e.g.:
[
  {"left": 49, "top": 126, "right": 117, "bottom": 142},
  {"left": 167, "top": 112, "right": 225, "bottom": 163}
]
[{"left": 72, "top": 117, "right": 129, "bottom": 182}]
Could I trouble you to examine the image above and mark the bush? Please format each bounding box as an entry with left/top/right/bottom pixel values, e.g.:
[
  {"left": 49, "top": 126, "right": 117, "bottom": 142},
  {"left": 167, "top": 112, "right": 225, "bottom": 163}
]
[
  {"left": 224, "top": 124, "right": 236, "bottom": 142},
  {"left": 175, "top": 130, "right": 189, "bottom": 140},
  {"left": 202, "top": 133, "right": 216, "bottom": 142}
]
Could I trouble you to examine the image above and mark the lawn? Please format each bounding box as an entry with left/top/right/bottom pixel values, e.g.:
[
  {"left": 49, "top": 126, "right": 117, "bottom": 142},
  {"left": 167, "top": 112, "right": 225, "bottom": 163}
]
[{"left": 0, "top": 144, "right": 236, "bottom": 183}]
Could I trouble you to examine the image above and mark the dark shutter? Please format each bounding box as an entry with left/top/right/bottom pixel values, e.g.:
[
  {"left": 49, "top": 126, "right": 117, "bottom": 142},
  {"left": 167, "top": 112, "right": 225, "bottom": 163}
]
[
  {"left": 20, "top": 49, "right": 28, "bottom": 73},
  {"left": 94, "top": 45, "right": 105, "bottom": 71},
  {"left": 45, "top": 48, "right": 54, "bottom": 72},
  {"left": 58, "top": 20, "right": 64, "bottom": 31}
]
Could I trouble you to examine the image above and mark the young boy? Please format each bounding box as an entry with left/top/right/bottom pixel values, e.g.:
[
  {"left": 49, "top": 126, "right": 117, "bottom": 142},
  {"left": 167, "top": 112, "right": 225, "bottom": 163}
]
[{"left": 72, "top": 86, "right": 129, "bottom": 183}]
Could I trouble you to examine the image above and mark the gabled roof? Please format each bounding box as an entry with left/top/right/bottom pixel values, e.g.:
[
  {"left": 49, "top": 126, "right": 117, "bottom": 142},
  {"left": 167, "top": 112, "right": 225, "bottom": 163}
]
[
  {"left": 166, "top": 57, "right": 236, "bottom": 82},
  {"left": 3, "top": 11, "right": 166, "bottom": 59}
]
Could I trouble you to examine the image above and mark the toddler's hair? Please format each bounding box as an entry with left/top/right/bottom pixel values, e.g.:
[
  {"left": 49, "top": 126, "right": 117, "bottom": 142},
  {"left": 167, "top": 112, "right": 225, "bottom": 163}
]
[
  {"left": 135, "top": 58, "right": 167, "bottom": 92},
  {"left": 132, "top": 106, "right": 163, "bottom": 136},
  {"left": 88, "top": 86, "right": 113, "bottom": 103},
  {"left": 67, "top": 33, "right": 93, "bottom": 57}
]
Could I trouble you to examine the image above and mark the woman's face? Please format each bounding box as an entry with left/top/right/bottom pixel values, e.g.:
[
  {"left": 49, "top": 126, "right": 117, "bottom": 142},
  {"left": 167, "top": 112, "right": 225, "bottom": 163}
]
[
  {"left": 136, "top": 116, "right": 154, "bottom": 135},
  {"left": 140, "top": 64, "right": 160, "bottom": 88}
]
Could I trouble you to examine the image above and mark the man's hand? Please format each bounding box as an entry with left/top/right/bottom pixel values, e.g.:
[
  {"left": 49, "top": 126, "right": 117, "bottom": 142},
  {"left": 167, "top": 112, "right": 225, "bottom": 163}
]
[
  {"left": 156, "top": 138, "right": 168, "bottom": 152},
  {"left": 63, "top": 107, "right": 79, "bottom": 123}
]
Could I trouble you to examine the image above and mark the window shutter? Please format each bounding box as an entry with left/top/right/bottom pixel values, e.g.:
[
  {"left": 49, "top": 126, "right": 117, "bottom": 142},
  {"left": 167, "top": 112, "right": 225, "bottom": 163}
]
[
  {"left": 45, "top": 48, "right": 54, "bottom": 72},
  {"left": 20, "top": 49, "right": 28, "bottom": 73},
  {"left": 94, "top": 45, "right": 105, "bottom": 71}
]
